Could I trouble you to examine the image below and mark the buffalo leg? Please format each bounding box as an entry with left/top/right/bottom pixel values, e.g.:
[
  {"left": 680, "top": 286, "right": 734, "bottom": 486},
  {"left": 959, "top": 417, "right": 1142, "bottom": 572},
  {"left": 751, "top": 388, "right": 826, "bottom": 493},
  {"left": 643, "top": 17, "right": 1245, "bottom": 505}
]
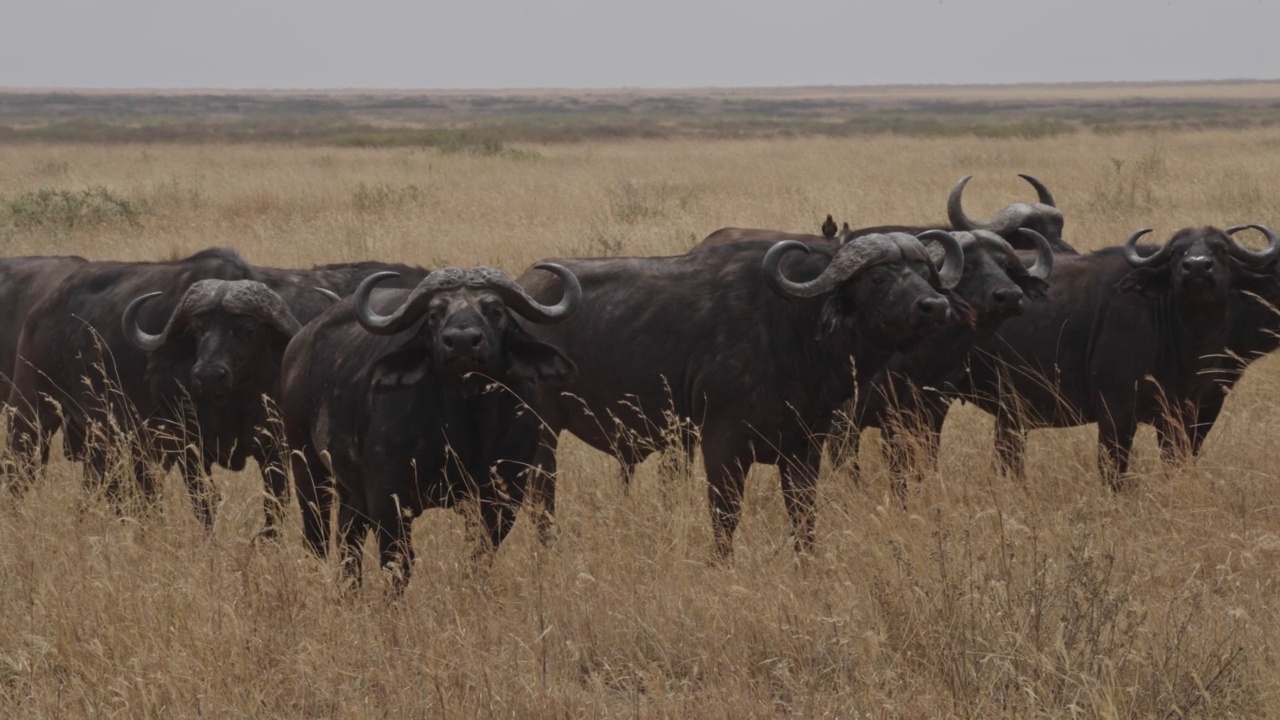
[
  {"left": 778, "top": 442, "right": 821, "bottom": 555},
  {"left": 1097, "top": 413, "right": 1138, "bottom": 491},
  {"left": 527, "top": 430, "right": 560, "bottom": 545},
  {"left": 617, "top": 460, "right": 638, "bottom": 490},
  {"left": 1154, "top": 411, "right": 1193, "bottom": 466},
  {"left": 825, "top": 409, "right": 860, "bottom": 478},
  {"left": 994, "top": 409, "right": 1027, "bottom": 481},
  {"left": 1189, "top": 394, "right": 1226, "bottom": 457},
  {"left": 255, "top": 442, "right": 290, "bottom": 541},
  {"left": 177, "top": 447, "right": 216, "bottom": 530},
  {"left": 475, "top": 495, "right": 518, "bottom": 559},
  {"left": 287, "top": 438, "right": 332, "bottom": 557},
  {"left": 701, "top": 431, "right": 752, "bottom": 559},
  {"left": 336, "top": 487, "right": 369, "bottom": 586},
  {"left": 5, "top": 399, "right": 59, "bottom": 490},
  {"left": 368, "top": 490, "right": 415, "bottom": 592}
]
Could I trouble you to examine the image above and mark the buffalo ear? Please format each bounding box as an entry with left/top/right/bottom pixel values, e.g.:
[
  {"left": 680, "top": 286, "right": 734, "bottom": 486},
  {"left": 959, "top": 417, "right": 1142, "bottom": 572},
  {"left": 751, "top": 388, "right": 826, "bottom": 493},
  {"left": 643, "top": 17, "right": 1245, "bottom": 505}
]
[
  {"left": 370, "top": 343, "right": 430, "bottom": 391},
  {"left": 507, "top": 338, "right": 576, "bottom": 384},
  {"left": 817, "top": 296, "right": 848, "bottom": 340},
  {"left": 1015, "top": 274, "right": 1050, "bottom": 300},
  {"left": 1118, "top": 267, "right": 1169, "bottom": 297},
  {"left": 504, "top": 324, "right": 576, "bottom": 383},
  {"left": 143, "top": 335, "right": 195, "bottom": 393},
  {"left": 1235, "top": 267, "right": 1280, "bottom": 305}
]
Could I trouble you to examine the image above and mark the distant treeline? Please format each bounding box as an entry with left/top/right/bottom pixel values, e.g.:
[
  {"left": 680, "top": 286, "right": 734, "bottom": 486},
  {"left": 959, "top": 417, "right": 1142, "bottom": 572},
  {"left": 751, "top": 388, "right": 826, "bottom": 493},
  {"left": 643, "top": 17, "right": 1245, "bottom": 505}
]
[{"left": 2, "top": 90, "right": 1279, "bottom": 145}]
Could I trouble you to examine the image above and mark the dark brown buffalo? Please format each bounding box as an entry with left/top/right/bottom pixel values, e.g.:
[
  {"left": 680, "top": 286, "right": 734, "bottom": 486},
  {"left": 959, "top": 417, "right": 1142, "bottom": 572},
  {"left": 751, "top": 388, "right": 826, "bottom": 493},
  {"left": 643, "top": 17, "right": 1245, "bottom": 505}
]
[
  {"left": 0, "top": 255, "right": 89, "bottom": 403},
  {"left": 695, "top": 174, "right": 1074, "bottom": 254},
  {"left": 7, "top": 248, "right": 258, "bottom": 505},
  {"left": 122, "top": 280, "right": 303, "bottom": 531},
  {"left": 257, "top": 261, "right": 430, "bottom": 326},
  {"left": 938, "top": 174, "right": 1074, "bottom": 254},
  {"left": 833, "top": 228, "right": 1054, "bottom": 494},
  {"left": 698, "top": 226, "right": 833, "bottom": 247},
  {"left": 280, "top": 265, "right": 580, "bottom": 588},
  {"left": 953, "top": 225, "right": 1279, "bottom": 487},
  {"left": 1144, "top": 225, "right": 1280, "bottom": 457},
  {"left": 518, "top": 234, "right": 968, "bottom": 557},
  {"left": 7, "top": 249, "right": 431, "bottom": 533}
]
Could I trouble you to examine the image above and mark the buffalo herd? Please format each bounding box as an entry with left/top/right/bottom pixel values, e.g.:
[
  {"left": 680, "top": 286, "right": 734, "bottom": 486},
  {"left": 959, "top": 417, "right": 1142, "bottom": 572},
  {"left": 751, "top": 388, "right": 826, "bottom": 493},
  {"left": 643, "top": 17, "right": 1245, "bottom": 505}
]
[{"left": 2, "top": 173, "right": 1278, "bottom": 586}]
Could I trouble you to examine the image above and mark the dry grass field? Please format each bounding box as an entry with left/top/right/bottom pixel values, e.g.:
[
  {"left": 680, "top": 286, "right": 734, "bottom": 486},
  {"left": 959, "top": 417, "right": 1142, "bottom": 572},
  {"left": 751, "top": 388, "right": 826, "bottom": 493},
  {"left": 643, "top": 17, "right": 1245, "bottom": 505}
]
[{"left": 2, "top": 111, "right": 1280, "bottom": 716}]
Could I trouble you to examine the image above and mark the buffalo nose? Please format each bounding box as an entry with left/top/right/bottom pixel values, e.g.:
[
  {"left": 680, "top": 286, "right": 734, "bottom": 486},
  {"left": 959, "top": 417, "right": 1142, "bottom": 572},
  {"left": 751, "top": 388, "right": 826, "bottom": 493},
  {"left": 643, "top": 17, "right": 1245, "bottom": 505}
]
[
  {"left": 1182, "top": 255, "right": 1213, "bottom": 274},
  {"left": 193, "top": 365, "right": 229, "bottom": 389},
  {"left": 441, "top": 326, "right": 485, "bottom": 355},
  {"left": 992, "top": 287, "right": 1025, "bottom": 308},
  {"left": 916, "top": 296, "right": 951, "bottom": 322}
]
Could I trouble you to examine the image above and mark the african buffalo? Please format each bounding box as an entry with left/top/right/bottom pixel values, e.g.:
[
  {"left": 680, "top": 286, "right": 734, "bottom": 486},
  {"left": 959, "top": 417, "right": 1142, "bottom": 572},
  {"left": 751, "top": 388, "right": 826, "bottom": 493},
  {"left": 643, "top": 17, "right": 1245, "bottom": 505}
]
[
  {"left": 7, "top": 248, "right": 258, "bottom": 505},
  {"left": 1145, "top": 225, "right": 1280, "bottom": 458},
  {"left": 257, "top": 261, "right": 430, "bottom": 326},
  {"left": 0, "top": 255, "right": 89, "bottom": 403},
  {"left": 954, "top": 225, "right": 1279, "bottom": 487},
  {"left": 832, "top": 228, "right": 1054, "bottom": 494},
  {"left": 122, "top": 279, "right": 304, "bottom": 531},
  {"left": 695, "top": 174, "right": 1074, "bottom": 254},
  {"left": 280, "top": 264, "right": 580, "bottom": 587},
  {"left": 518, "top": 233, "right": 968, "bottom": 557},
  {"left": 7, "top": 249, "right": 430, "bottom": 533},
  {"left": 940, "top": 174, "right": 1075, "bottom": 254}
]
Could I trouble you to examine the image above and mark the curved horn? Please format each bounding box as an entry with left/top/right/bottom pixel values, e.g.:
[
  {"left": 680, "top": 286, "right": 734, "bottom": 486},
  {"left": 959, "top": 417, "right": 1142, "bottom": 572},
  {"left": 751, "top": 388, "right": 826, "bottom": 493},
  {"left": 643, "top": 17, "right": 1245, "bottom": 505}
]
[
  {"left": 1121, "top": 228, "right": 1166, "bottom": 267},
  {"left": 918, "top": 229, "right": 964, "bottom": 289},
  {"left": 946, "top": 175, "right": 980, "bottom": 231},
  {"left": 315, "top": 287, "right": 342, "bottom": 302},
  {"left": 764, "top": 241, "right": 818, "bottom": 298},
  {"left": 765, "top": 238, "right": 901, "bottom": 300},
  {"left": 1019, "top": 228, "right": 1054, "bottom": 280},
  {"left": 122, "top": 292, "right": 166, "bottom": 353},
  {"left": 354, "top": 269, "right": 470, "bottom": 335},
  {"left": 1224, "top": 224, "right": 1280, "bottom": 266},
  {"left": 478, "top": 263, "right": 582, "bottom": 324},
  {"left": 1018, "top": 173, "right": 1057, "bottom": 207}
]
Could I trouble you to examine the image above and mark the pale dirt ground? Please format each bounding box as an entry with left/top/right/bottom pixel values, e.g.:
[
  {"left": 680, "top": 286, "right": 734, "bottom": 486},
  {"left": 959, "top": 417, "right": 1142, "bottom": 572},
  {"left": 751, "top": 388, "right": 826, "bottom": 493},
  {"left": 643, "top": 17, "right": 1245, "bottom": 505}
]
[{"left": 0, "top": 127, "right": 1278, "bottom": 716}]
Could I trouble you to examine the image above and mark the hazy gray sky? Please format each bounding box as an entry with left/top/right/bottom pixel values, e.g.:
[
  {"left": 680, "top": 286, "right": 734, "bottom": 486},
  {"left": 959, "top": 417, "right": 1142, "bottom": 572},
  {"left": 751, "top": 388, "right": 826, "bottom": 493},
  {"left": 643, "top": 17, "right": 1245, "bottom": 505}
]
[{"left": 3, "top": 1, "right": 1279, "bottom": 89}]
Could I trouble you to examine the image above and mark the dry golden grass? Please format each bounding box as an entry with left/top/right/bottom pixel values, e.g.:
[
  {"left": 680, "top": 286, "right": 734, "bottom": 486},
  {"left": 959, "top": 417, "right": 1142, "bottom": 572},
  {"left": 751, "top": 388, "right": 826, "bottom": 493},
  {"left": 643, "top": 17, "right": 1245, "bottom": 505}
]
[{"left": 1, "top": 128, "right": 1280, "bottom": 717}]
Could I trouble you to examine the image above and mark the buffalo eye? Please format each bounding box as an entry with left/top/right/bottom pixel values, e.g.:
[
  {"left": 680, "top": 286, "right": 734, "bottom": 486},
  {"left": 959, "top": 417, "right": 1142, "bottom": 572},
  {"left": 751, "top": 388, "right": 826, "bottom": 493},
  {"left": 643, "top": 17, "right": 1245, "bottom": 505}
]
[
  {"left": 481, "top": 301, "right": 506, "bottom": 323},
  {"left": 427, "top": 299, "right": 448, "bottom": 324}
]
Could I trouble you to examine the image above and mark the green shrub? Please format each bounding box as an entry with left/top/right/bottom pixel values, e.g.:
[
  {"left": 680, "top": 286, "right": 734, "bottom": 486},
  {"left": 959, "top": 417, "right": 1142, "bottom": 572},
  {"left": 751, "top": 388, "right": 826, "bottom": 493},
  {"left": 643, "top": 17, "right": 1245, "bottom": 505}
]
[{"left": 4, "top": 186, "right": 143, "bottom": 229}]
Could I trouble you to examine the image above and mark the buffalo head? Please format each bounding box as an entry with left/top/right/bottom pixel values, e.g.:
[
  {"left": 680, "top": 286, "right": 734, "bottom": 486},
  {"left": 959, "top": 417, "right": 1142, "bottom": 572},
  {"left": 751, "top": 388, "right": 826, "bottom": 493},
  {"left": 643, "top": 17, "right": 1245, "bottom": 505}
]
[
  {"left": 925, "top": 228, "right": 1053, "bottom": 326},
  {"left": 764, "top": 230, "right": 965, "bottom": 349},
  {"left": 1121, "top": 224, "right": 1280, "bottom": 305},
  {"left": 124, "top": 279, "right": 302, "bottom": 399},
  {"left": 353, "top": 264, "right": 581, "bottom": 384},
  {"left": 948, "top": 174, "right": 1070, "bottom": 253}
]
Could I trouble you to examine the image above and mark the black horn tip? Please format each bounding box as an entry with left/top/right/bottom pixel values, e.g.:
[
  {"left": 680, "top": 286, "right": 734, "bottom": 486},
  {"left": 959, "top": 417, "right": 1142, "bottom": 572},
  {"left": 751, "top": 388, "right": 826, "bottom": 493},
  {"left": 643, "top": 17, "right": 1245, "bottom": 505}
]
[{"left": 1017, "top": 173, "right": 1058, "bottom": 207}]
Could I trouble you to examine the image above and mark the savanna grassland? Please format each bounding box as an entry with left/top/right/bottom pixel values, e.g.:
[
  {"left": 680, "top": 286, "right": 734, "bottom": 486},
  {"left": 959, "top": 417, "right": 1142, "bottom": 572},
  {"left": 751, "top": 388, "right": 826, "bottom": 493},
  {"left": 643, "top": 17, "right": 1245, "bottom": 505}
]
[{"left": 2, "top": 85, "right": 1280, "bottom": 717}]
